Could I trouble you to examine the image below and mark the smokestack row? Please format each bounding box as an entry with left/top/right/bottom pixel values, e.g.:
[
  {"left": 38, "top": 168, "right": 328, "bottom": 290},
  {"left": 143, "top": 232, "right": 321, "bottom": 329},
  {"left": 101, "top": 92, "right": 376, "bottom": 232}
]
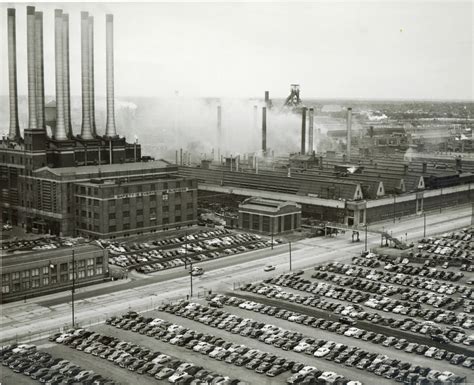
[
  {"left": 262, "top": 107, "right": 267, "bottom": 155},
  {"left": 7, "top": 9, "right": 20, "bottom": 140},
  {"left": 6, "top": 7, "right": 118, "bottom": 142},
  {"left": 301, "top": 107, "right": 306, "bottom": 154}
]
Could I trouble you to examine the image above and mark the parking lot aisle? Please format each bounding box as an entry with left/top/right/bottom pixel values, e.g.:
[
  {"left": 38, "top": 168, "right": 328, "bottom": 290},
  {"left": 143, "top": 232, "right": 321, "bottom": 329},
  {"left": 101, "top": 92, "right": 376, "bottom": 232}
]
[
  {"left": 216, "top": 301, "right": 474, "bottom": 379},
  {"left": 142, "top": 308, "right": 393, "bottom": 384},
  {"left": 44, "top": 342, "right": 155, "bottom": 385},
  {"left": 92, "top": 323, "right": 275, "bottom": 384}
]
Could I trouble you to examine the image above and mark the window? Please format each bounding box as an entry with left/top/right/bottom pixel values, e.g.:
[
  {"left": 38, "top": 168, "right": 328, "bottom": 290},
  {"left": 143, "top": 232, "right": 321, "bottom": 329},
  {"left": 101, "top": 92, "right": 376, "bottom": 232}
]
[
  {"left": 22, "top": 281, "right": 30, "bottom": 290},
  {"left": 109, "top": 213, "right": 116, "bottom": 220},
  {"left": 78, "top": 260, "right": 86, "bottom": 268},
  {"left": 96, "top": 257, "right": 103, "bottom": 265},
  {"left": 163, "top": 218, "right": 169, "bottom": 225},
  {"left": 187, "top": 213, "right": 194, "bottom": 220},
  {"left": 94, "top": 213, "right": 99, "bottom": 219},
  {"left": 11, "top": 272, "right": 19, "bottom": 281},
  {"left": 78, "top": 270, "right": 85, "bottom": 279},
  {"left": 123, "top": 223, "right": 130, "bottom": 230},
  {"left": 175, "top": 204, "right": 181, "bottom": 211},
  {"left": 123, "top": 197, "right": 130, "bottom": 204},
  {"left": 137, "top": 209, "right": 143, "bottom": 216},
  {"left": 87, "top": 258, "right": 94, "bottom": 266},
  {"left": 187, "top": 202, "right": 193, "bottom": 209},
  {"left": 109, "top": 226, "right": 116, "bottom": 232},
  {"left": 32, "top": 279, "right": 40, "bottom": 288},
  {"left": 137, "top": 222, "right": 143, "bottom": 228},
  {"left": 175, "top": 216, "right": 181, "bottom": 222},
  {"left": 43, "top": 277, "right": 49, "bottom": 286},
  {"left": 150, "top": 195, "right": 156, "bottom": 201},
  {"left": 42, "top": 266, "right": 49, "bottom": 275},
  {"left": 60, "top": 263, "right": 68, "bottom": 272},
  {"left": 162, "top": 194, "right": 169, "bottom": 201},
  {"left": 2, "top": 285, "right": 10, "bottom": 294},
  {"left": 87, "top": 267, "right": 95, "bottom": 277},
  {"left": 13, "top": 283, "right": 21, "bottom": 292},
  {"left": 163, "top": 206, "right": 169, "bottom": 213},
  {"left": 60, "top": 274, "right": 68, "bottom": 283},
  {"left": 21, "top": 270, "right": 30, "bottom": 279},
  {"left": 31, "top": 268, "right": 39, "bottom": 277},
  {"left": 51, "top": 276, "right": 57, "bottom": 284},
  {"left": 96, "top": 266, "right": 103, "bottom": 275},
  {"left": 2, "top": 274, "right": 9, "bottom": 282},
  {"left": 123, "top": 211, "right": 130, "bottom": 217}
]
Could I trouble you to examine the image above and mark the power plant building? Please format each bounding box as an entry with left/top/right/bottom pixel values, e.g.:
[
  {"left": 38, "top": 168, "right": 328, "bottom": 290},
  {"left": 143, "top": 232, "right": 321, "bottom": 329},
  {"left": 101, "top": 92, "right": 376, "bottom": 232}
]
[{"left": 0, "top": 6, "right": 198, "bottom": 237}]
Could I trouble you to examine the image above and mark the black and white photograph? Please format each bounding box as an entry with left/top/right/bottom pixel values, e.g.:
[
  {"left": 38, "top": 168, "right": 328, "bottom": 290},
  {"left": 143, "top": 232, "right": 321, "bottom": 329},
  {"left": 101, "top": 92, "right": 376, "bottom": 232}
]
[{"left": 0, "top": 1, "right": 473, "bottom": 384}]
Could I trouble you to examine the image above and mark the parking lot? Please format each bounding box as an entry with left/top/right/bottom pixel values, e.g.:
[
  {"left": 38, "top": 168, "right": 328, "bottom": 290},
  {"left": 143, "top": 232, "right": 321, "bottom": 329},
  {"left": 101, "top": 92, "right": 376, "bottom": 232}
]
[{"left": 2, "top": 226, "right": 472, "bottom": 385}]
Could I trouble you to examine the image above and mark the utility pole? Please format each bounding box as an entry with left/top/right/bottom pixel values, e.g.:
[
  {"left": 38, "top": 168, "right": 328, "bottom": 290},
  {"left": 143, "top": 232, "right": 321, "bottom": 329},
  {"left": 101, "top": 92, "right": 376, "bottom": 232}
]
[
  {"left": 393, "top": 196, "right": 396, "bottom": 223},
  {"left": 364, "top": 223, "right": 368, "bottom": 252},
  {"left": 71, "top": 249, "right": 75, "bottom": 327},
  {"left": 189, "top": 262, "right": 193, "bottom": 298},
  {"left": 271, "top": 220, "right": 274, "bottom": 250},
  {"left": 423, "top": 212, "right": 426, "bottom": 238},
  {"left": 289, "top": 241, "right": 292, "bottom": 271}
]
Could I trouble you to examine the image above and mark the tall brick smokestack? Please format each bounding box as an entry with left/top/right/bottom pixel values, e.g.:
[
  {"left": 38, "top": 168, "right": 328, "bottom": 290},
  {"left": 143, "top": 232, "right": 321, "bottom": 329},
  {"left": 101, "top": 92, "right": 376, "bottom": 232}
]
[
  {"left": 262, "top": 106, "right": 267, "bottom": 154},
  {"left": 35, "top": 11, "right": 45, "bottom": 130},
  {"left": 62, "top": 13, "right": 72, "bottom": 138},
  {"left": 105, "top": 14, "right": 117, "bottom": 137},
  {"left": 80, "top": 11, "right": 93, "bottom": 140},
  {"left": 217, "top": 105, "right": 222, "bottom": 153},
  {"left": 27, "top": 6, "right": 37, "bottom": 129},
  {"left": 347, "top": 107, "right": 352, "bottom": 162},
  {"left": 54, "top": 9, "right": 67, "bottom": 140},
  {"left": 308, "top": 107, "right": 314, "bottom": 154},
  {"left": 7, "top": 8, "right": 20, "bottom": 140},
  {"left": 301, "top": 107, "right": 306, "bottom": 154},
  {"left": 88, "top": 16, "right": 96, "bottom": 136}
]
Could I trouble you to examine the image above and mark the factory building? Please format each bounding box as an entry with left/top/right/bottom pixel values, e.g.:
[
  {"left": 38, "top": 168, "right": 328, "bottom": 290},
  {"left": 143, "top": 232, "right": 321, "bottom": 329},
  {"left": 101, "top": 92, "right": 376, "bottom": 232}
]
[
  {"left": 0, "top": 6, "right": 198, "bottom": 237},
  {"left": 238, "top": 197, "right": 301, "bottom": 235},
  {"left": 1, "top": 244, "right": 108, "bottom": 303}
]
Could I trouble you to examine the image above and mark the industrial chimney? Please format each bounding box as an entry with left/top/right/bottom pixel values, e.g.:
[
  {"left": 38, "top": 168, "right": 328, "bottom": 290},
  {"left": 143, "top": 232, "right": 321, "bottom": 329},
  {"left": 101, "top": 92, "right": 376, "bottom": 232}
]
[
  {"left": 62, "top": 13, "right": 72, "bottom": 138},
  {"left": 7, "top": 8, "right": 20, "bottom": 140},
  {"left": 88, "top": 16, "right": 96, "bottom": 136},
  {"left": 217, "top": 105, "right": 222, "bottom": 154},
  {"left": 27, "top": 6, "right": 37, "bottom": 129},
  {"left": 54, "top": 9, "right": 67, "bottom": 140},
  {"left": 264, "top": 91, "right": 270, "bottom": 108},
  {"left": 308, "top": 107, "right": 314, "bottom": 154},
  {"left": 35, "top": 11, "right": 45, "bottom": 130},
  {"left": 262, "top": 106, "right": 267, "bottom": 155},
  {"left": 80, "top": 11, "right": 93, "bottom": 140},
  {"left": 105, "top": 14, "right": 117, "bottom": 137},
  {"left": 301, "top": 107, "right": 307, "bottom": 154},
  {"left": 346, "top": 107, "right": 352, "bottom": 162}
]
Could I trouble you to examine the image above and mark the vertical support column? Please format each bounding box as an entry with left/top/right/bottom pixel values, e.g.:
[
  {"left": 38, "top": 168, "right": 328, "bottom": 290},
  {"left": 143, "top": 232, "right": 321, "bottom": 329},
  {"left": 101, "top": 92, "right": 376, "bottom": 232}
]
[
  {"left": 7, "top": 8, "right": 20, "bottom": 140},
  {"left": 27, "top": 6, "right": 37, "bottom": 129},
  {"left": 105, "top": 14, "right": 117, "bottom": 137},
  {"left": 80, "top": 12, "right": 93, "bottom": 139},
  {"left": 62, "top": 13, "right": 72, "bottom": 138}
]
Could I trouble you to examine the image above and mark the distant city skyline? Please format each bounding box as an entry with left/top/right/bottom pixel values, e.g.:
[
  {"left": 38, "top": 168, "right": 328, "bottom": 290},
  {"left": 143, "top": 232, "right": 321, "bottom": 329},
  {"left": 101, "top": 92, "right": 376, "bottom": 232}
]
[{"left": 0, "top": 1, "right": 472, "bottom": 101}]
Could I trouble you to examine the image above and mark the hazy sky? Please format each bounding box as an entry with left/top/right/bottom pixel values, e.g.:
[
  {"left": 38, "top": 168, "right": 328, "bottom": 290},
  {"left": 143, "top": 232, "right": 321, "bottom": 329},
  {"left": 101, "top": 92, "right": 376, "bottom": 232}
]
[{"left": 1, "top": 1, "right": 472, "bottom": 100}]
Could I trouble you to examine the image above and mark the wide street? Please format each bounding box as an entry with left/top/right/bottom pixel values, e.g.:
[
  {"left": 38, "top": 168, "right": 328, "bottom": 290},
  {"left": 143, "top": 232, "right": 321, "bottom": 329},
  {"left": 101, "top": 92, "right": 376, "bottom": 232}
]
[{"left": 1, "top": 204, "right": 472, "bottom": 344}]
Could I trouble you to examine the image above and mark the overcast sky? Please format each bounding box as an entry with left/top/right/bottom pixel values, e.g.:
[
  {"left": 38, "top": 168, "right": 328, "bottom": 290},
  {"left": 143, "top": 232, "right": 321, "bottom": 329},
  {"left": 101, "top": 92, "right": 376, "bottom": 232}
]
[{"left": 1, "top": 1, "right": 472, "bottom": 100}]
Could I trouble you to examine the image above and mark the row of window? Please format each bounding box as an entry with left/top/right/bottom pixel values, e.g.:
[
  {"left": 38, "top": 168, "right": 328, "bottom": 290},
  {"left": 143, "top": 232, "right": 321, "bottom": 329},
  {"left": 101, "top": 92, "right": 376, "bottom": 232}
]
[
  {"left": 2, "top": 266, "right": 103, "bottom": 294},
  {"left": 76, "top": 180, "right": 194, "bottom": 196},
  {"left": 1, "top": 257, "right": 103, "bottom": 283}
]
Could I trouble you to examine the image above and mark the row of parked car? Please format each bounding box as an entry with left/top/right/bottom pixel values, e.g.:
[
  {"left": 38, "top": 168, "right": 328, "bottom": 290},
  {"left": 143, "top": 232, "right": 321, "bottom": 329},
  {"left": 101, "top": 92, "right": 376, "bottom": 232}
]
[
  {"left": 51, "top": 323, "right": 240, "bottom": 385},
  {"left": 2, "top": 236, "right": 79, "bottom": 253},
  {"left": 315, "top": 262, "right": 474, "bottom": 318},
  {"left": 275, "top": 269, "right": 471, "bottom": 329},
  {"left": 152, "top": 301, "right": 354, "bottom": 385},
  {"left": 107, "top": 230, "right": 274, "bottom": 272},
  {"left": 163, "top": 298, "right": 467, "bottom": 385},
  {"left": 266, "top": 272, "right": 474, "bottom": 346},
  {"left": 231, "top": 285, "right": 474, "bottom": 368},
  {"left": 416, "top": 227, "right": 473, "bottom": 262},
  {"left": 1, "top": 343, "right": 114, "bottom": 385}
]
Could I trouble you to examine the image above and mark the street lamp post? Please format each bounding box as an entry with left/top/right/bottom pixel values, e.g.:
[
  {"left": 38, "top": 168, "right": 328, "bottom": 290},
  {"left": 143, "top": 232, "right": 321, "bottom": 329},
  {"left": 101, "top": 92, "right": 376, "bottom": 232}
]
[
  {"left": 364, "top": 223, "right": 368, "bottom": 252},
  {"left": 289, "top": 241, "right": 292, "bottom": 271},
  {"left": 189, "top": 262, "right": 193, "bottom": 298},
  {"left": 423, "top": 212, "right": 426, "bottom": 238},
  {"left": 71, "top": 249, "right": 75, "bottom": 327}
]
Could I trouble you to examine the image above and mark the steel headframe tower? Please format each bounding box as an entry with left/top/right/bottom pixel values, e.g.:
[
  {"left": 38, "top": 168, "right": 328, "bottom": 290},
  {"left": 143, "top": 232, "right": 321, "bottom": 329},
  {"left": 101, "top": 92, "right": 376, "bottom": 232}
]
[{"left": 284, "top": 84, "right": 302, "bottom": 108}]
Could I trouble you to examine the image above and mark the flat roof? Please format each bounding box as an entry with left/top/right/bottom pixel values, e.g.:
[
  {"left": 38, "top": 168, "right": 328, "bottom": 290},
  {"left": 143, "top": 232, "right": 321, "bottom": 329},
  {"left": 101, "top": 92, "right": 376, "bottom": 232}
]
[
  {"left": 1, "top": 244, "right": 104, "bottom": 270},
  {"left": 35, "top": 160, "right": 173, "bottom": 176},
  {"left": 239, "top": 197, "right": 300, "bottom": 213}
]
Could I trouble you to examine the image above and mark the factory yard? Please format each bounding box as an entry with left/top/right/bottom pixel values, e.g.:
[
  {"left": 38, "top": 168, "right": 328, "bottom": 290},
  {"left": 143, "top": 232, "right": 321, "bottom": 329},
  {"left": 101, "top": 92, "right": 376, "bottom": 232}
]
[{"left": 3, "top": 226, "right": 472, "bottom": 385}]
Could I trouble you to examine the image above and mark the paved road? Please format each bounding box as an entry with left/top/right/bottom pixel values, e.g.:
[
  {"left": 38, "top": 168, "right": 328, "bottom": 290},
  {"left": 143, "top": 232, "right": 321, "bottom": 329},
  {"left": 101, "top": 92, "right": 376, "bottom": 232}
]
[{"left": 1, "top": 205, "right": 472, "bottom": 344}]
